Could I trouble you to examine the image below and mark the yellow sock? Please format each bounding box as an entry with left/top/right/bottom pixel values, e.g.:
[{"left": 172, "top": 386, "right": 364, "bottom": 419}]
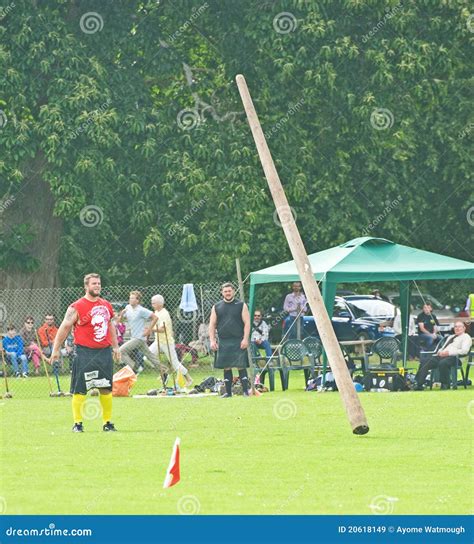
[
  {"left": 72, "top": 394, "right": 86, "bottom": 423},
  {"left": 99, "top": 392, "right": 113, "bottom": 423}
]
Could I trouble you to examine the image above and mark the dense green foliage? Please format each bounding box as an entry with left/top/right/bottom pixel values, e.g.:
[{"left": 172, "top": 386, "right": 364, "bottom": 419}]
[{"left": 1, "top": 1, "right": 472, "bottom": 297}]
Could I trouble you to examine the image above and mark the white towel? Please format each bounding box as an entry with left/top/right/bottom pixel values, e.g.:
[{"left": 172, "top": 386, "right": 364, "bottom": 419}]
[{"left": 180, "top": 283, "right": 198, "bottom": 312}]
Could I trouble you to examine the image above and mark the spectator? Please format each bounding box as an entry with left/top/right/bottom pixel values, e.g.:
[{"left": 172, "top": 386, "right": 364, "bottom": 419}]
[
  {"left": 416, "top": 303, "right": 441, "bottom": 350},
  {"left": 465, "top": 292, "right": 474, "bottom": 319},
  {"left": 149, "top": 294, "right": 193, "bottom": 386},
  {"left": 37, "top": 314, "right": 59, "bottom": 356},
  {"left": 189, "top": 323, "right": 210, "bottom": 355},
  {"left": 113, "top": 316, "right": 126, "bottom": 346},
  {"left": 118, "top": 290, "right": 161, "bottom": 373},
  {"left": 415, "top": 321, "right": 472, "bottom": 390},
  {"left": 393, "top": 307, "right": 418, "bottom": 359},
  {"left": 2, "top": 325, "right": 29, "bottom": 377},
  {"left": 20, "top": 316, "right": 42, "bottom": 375},
  {"left": 371, "top": 289, "right": 389, "bottom": 302},
  {"left": 251, "top": 309, "right": 272, "bottom": 360},
  {"left": 283, "top": 281, "right": 308, "bottom": 339}
]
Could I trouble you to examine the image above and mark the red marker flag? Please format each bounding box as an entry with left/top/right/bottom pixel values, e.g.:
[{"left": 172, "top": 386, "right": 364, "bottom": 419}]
[{"left": 163, "top": 437, "right": 181, "bottom": 488}]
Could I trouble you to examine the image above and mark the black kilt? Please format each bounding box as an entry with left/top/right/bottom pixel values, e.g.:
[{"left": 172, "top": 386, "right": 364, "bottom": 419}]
[
  {"left": 214, "top": 337, "right": 248, "bottom": 369},
  {"left": 71, "top": 345, "right": 113, "bottom": 394}
]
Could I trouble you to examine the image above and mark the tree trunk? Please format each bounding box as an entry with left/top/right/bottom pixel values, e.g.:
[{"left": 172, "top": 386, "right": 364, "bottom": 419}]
[{"left": 0, "top": 151, "right": 62, "bottom": 290}]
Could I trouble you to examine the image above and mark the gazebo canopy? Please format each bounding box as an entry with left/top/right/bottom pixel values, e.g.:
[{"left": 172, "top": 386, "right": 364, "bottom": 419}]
[
  {"left": 249, "top": 237, "right": 474, "bottom": 285},
  {"left": 248, "top": 237, "right": 474, "bottom": 366}
]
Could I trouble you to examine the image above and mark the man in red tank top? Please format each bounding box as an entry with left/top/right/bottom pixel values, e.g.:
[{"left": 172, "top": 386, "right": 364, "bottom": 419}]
[{"left": 50, "top": 273, "right": 121, "bottom": 432}]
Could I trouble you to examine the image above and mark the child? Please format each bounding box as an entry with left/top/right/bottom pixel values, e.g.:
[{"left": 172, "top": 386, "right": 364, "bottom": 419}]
[{"left": 2, "top": 325, "right": 29, "bottom": 377}]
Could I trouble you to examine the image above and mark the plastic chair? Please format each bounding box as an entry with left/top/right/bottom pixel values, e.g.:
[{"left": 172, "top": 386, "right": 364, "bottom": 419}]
[
  {"left": 280, "top": 339, "right": 314, "bottom": 389},
  {"left": 367, "top": 337, "right": 400, "bottom": 368},
  {"left": 429, "top": 355, "right": 467, "bottom": 390},
  {"left": 302, "top": 337, "right": 322, "bottom": 370},
  {"left": 462, "top": 351, "right": 474, "bottom": 386},
  {"left": 250, "top": 342, "right": 285, "bottom": 391}
]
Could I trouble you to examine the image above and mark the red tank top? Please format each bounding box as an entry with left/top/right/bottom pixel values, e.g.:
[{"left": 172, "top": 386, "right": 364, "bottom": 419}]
[{"left": 71, "top": 297, "right": 114, "bottom": 348}]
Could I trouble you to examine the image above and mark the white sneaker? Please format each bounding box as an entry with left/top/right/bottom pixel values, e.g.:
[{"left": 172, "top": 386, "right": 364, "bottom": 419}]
[
  {"left": 22, "top": 373, "right": 28, "bottom": 378},
  {"left": 136, "top": 365, "right": 144, "bottom": 374}
]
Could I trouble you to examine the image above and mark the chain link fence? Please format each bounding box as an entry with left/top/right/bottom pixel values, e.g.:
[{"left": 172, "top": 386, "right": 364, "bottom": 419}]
[{"left": 0, "top": 282, "right": 234, "bottom": 398}]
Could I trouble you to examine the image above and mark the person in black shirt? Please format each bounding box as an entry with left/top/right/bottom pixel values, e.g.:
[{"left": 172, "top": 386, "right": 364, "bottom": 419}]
[
  {"left": 416, "top": 303, "right": 441, "bottom": 350},
  {"left": 209, "top": 283, "right": 251, "bottom": 397}
]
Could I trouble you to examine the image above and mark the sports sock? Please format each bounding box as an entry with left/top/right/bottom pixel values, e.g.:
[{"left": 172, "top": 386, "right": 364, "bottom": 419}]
[
  {"left": 72, "top": 394, "right": 86, "bottom": 423},
  {"left": 99, "top": 392, "right": 113, "bottom": 423},
  {"left": 224, "top": 369, "right": 233, "bottom": 396},
  {"left": 239, "top": 369, "right": 249, "bottom": 394}
]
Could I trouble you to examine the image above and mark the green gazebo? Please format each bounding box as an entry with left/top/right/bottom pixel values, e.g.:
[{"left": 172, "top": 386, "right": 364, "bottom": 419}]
[{"left": 248, "top": 237, "right": 474, "bottom": 365}]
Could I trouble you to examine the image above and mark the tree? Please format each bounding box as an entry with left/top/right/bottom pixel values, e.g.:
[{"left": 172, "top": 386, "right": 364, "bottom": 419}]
[{"left": 1, "top": 0, "right": 472, "bottom": 305}]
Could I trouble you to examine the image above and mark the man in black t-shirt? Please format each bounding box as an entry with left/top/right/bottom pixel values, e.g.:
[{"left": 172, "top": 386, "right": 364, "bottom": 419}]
[
  {"left": 416, "top": 303, "right": 441, "bottom": 350},
  {"left": 209, "top": 283, "right": 251, "bottom": 398}
]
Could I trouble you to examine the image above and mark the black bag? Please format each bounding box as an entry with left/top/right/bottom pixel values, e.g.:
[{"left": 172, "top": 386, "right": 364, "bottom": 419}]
[{"left": 363, "top": 370, "right": 409, "bottom": 391}]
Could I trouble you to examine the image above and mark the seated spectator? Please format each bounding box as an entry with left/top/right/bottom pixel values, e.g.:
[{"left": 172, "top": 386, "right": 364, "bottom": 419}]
[
  {"left": 20, "top": 316, "right": 42, "bottom": 375},
  {"left": 414, "top": 322, "right": 472, "bottom": 390},
  {"left": 2, "top": 325, "right": 29, "bottom": 377},
  {"left": 393, "top": 307, "right": 418, "bottom": 359},
  {"left": 251, "top": 310, "right": 272, "bottom": 361},
  {"left": 113, "top": 316, "right": 126, "bottom": 346},
  {"left": 189, "top": 323, "right": 210, "bottom": 355},
  {"left": 416, "top": 303, "right": 441, "bottom": 351},
  {"left": 37, "top": 314, "right": 59, "bottom": 356}
]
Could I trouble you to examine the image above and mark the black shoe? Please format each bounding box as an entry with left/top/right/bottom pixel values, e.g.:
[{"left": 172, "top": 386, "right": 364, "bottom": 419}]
[
  {"left": 103, "top": 421, "right": 117, "bottom": 432},
  {"left": 220, "top": 393, "right": 232, "bottom": 398},
  {"left": 72, "top": 422, "right": 84, "bottom": 433},
  {"left": 414, "top": 384, "right": 424, "bottom": 391},
  {"left": 243, "top": 390, "right": 250, "bottom": 397},
  {"left": 440, "top": 384, "right": 449, "bottom": 390}
]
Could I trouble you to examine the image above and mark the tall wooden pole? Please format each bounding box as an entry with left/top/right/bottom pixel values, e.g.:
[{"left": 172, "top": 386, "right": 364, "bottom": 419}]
[{"left": 236, "top": 74, "right": 369, "bottom": 434}]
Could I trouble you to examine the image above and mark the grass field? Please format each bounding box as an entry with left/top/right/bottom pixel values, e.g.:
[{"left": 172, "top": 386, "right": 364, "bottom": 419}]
[{"left": 0, "top": 368, "right": 472, "bottom": 515}]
